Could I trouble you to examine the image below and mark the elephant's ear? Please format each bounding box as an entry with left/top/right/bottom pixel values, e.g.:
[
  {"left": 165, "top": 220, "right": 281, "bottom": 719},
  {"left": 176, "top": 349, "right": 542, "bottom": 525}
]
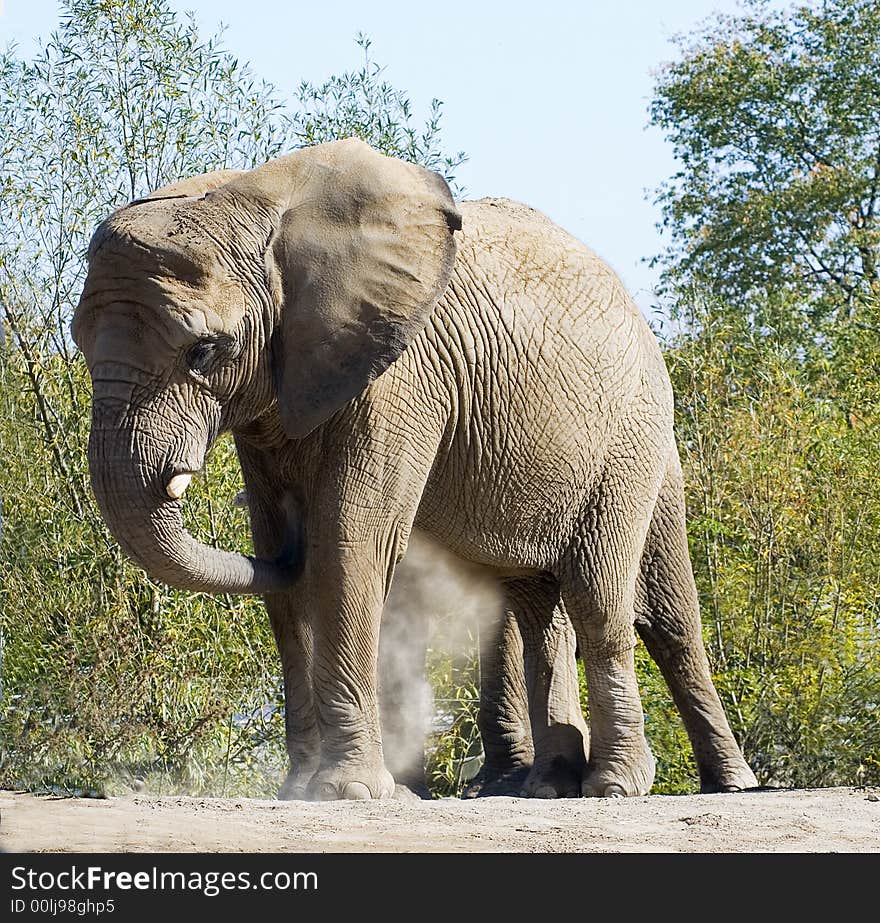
[{"left": 229, "top": 138, "right": 462, "bottom": 439}]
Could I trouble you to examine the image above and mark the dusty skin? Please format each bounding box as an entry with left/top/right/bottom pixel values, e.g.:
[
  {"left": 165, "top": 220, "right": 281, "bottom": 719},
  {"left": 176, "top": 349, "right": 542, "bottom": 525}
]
[{"left": 1, "top": 788, "right": 877, "bottom": 853}]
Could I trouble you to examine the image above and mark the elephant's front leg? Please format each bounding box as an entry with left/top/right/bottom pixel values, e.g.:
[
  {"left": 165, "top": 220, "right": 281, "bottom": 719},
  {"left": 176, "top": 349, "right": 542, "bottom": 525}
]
[
  {"left": 306, "top": 529, "right": 404, "bottom": 800},
  {"left": 235, "top": 446, "right": 321, "bottom": 801},
  {"left": 298, "top": 388, "right": 439, "bottom": 800},
  {"left": 266, "top": 591, "right": 320, "bottom": 800}
]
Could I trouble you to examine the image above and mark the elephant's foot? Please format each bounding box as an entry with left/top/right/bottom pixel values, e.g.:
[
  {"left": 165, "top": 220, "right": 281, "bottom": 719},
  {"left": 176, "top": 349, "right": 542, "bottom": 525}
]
[
  {"left": 521, "top": 755, "right": 584, "bottom": 798},
  {"left": 462, "top": 762, "right": 531, "bottom": 798},
  {"left": 389, "top": 768, "right": 431, "bottom": 801},
  {"left": 278, "top": 770, "right": 315, "bottom": 801},
  {"left": 461, "top": 763, "right": 531, "bottom": 798},
  {"left": 698, "top": 758, "right": 758, "bottom": 794},
  {"left": 521, "top": 724, "right": 588, "bottom": 798},
  {"left": 391, "top": 783, "right": 429, "bottom": 802},
  {"left": 306, "top": 762, "right": 395, "bottom": 801},
  {"left": 581, "top": 742, "right": 656, "bottom": 798}
]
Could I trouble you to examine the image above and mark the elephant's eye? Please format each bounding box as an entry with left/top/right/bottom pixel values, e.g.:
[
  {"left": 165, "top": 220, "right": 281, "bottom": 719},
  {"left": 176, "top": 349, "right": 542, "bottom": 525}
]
[{"left": 186, "top": 336, "right": 235, "bottom": 376}]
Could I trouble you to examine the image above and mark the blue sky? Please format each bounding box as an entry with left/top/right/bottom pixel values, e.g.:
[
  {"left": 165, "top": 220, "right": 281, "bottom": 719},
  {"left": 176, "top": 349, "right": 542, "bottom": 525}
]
[{"left": 1, "top": 0, "right": 778, "bottom": 315}]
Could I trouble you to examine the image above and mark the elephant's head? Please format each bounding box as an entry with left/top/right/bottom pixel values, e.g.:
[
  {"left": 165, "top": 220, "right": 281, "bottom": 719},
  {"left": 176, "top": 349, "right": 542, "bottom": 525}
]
[{"left": 72, "top": 139, "right": 461, "bottom": 594}]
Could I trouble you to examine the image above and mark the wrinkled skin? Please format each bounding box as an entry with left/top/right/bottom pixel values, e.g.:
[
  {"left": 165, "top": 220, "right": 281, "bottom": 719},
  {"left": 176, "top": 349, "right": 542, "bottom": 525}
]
[{"left": 73, "top": 139, "right": 756, "bottom": 800}]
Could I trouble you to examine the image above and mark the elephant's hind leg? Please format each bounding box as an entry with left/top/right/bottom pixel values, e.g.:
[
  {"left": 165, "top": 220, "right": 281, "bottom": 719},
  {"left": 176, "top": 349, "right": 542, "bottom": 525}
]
[
  {"left": 510, "top": 575, "right": 588, "bottom": 799},
  {"left": 635, "top": 459, "right": 758, "bottom": 793},
  {"left": 463, "top": 607, "right": 534, "bottom": 797},
  {"left": 561, "top": 478, "right": 660, "bottom": 798}
]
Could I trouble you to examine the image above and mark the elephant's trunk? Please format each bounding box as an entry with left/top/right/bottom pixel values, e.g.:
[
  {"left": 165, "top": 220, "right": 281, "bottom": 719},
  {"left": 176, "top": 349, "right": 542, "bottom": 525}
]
[{"left": 88, "top": 416, "right": 301, "bottom": 595}]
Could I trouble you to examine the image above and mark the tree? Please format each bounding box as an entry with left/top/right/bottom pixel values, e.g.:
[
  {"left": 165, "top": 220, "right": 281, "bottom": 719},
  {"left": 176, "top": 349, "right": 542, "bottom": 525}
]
[
  {"left": 646, "top": 0, "right": 880, "bottom": 789},
  {"left": 662, "top": 293, "right": 880, "bottom": 788},
  {"left": 0, "top": 0, "right": 286, "bottom": 348},
  {"left": 650, "top": 0, "right": 880, "bottom": 334},
  {"left": 0, "top": 0, "right": 290, "bottom": 796}
]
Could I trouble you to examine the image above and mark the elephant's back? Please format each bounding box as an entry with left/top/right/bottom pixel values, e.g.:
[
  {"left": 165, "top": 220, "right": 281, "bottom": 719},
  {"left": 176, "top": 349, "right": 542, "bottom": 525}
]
[
  {"left": 455, "top": 198, "right": 644, "bottom": 320},
  {"left": 411, "top": 198, "right": 673, "bottom": 569},
  {"left": 451, "top": 196, "right": 664, "bottom": 381},
  {"left": 443, "top": 197, "right": 669, "bottom": 422}
]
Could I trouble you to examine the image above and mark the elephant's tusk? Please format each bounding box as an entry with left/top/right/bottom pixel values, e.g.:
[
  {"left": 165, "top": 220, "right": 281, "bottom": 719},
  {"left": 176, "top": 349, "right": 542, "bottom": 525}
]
[{"left": 166, "top": 473, "right": 193, "bottom": 499}]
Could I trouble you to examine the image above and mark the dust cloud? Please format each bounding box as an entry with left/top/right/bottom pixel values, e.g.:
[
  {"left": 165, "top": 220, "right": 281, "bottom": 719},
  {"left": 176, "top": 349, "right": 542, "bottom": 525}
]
[{"left": 379, "top": 530, "right": 503, "bottom": 788}]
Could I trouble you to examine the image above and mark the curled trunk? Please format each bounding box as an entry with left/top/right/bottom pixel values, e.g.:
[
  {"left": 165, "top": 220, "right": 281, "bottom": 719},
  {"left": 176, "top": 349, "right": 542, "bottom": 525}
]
[{"left": 88, "top": 425, "right": 301, "bottom": 595}]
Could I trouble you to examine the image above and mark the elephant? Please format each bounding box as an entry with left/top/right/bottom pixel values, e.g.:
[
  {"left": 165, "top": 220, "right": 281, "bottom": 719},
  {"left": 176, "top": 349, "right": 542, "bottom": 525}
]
[{"left": 72, "top": 138, "right": 757, "bottom": 800}]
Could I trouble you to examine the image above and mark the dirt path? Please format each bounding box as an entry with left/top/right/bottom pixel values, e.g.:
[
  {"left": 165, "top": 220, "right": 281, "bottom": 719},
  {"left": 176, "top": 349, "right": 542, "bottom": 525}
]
[{"left": 2, "top": 787, "right": 878, "bottom": 852}]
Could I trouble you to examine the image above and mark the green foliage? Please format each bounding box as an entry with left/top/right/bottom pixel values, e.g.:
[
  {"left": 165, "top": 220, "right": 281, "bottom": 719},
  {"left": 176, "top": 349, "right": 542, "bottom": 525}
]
[
  {"left": 647, "top": 0, "right": 880, "bottom": 791},
  {"left": 0, "top": 0, "right": 289, "bottom": 796},
  {"left": 636, "top": 650, "right": 698, "bottom": 794},
  {"left": 0, "top": 343, "right": 285, "bottom": 795},
  {"left": 424, "top": 640, "right": 482, "bottom": 798},
  {"left": 651, "top": 0, "right": 880, "bottom": 330},
  {"left": 0, "top": 0, "right": 286, "bottom": 342},
  {"left": 660, "top": 293, "right": 880, "bottom": 788}
]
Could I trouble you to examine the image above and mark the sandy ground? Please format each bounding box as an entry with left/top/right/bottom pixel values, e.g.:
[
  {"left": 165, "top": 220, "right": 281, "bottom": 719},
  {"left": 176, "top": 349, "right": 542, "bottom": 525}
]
[{"left": 1, "top": 787, "right": 877, "bottom": 853}]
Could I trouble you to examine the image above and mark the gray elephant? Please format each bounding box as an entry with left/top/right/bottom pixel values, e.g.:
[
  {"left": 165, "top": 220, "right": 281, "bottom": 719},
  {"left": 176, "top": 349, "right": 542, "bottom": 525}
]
[{"left": 73, "top": 138, "right": 756, "bottom": 800}]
